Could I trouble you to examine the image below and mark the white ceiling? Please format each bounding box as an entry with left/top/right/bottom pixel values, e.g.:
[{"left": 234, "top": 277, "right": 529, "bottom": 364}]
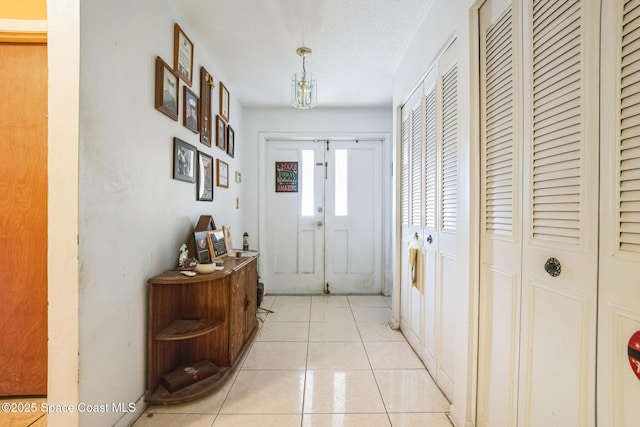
[{"left": 167, "top": 0, "right": 433, "bottom": 108}]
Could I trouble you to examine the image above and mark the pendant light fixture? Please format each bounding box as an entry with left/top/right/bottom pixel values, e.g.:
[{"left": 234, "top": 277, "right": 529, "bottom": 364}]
[{"left": 291, "top": 47, "right": 317, "bottom": 109}]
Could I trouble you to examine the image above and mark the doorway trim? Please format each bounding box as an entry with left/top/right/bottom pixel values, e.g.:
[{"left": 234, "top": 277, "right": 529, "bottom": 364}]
[
  {"left": 0, "top": 19, "right": 47, "bottom": 43},
  {"left": 258, "top": 131, "right": 392, "bottom": 295}
]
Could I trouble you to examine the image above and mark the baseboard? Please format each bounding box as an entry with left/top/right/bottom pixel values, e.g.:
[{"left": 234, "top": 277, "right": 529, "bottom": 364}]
[
  {"left": 112, "top": 394, "right": 146, "bottom": 427},
  {"left": 449, "top": 403, "right": 474, "bottom": 427}
]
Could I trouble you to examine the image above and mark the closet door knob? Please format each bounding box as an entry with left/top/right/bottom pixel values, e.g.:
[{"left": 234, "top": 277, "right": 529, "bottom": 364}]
[
  {"left": 544, "top": 257, "right": 561, "bottom": 277},
  {"left": 426, "top": 235, "right": 433, "bottom": 244}
]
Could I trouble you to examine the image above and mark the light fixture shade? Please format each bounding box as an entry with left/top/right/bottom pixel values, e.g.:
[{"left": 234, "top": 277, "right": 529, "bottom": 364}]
[{"left": 291, "top": 72, "right": 317, "bottom": 109}]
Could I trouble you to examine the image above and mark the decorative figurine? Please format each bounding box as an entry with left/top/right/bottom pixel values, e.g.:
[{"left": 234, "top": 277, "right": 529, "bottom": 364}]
[{"left": 178, "top": 244, "right": 189, "bottom": 268}]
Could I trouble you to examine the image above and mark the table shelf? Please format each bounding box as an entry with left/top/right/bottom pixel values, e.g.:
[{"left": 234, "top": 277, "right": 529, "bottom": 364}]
[{"left": 155, "top": 318, "right": 223, "bottom": 341}]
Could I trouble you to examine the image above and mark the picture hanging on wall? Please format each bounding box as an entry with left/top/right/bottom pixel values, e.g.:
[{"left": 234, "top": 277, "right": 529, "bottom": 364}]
[
  {"left": 173, "top": 23, "right": 194, "bottom": 86},
  {"left": 220, "top": 82, "right": 230, "bottom": 122},
  {"left": 183, "top": 87, "right": 199, "bottom": 133},
  {"left": 226, "top": 125, "right": 235, "bottom": 158},
  {"left": 197, "top": 151, "right": 214, "bottom": 201},
  {"left": 173, "top": 137, "right": 196, "bottom": 183},
  {"left": 216, "top": 115, "right": 226, "bottom": 151},
  {"left": 199, "top": 67, "right": 214, "bottom": 147},
  {"left": 216, "top": 158, "right": 229, "bottom": 188},
  {"left": 154, "top": 56, "right": 179, "bottom": 121}
]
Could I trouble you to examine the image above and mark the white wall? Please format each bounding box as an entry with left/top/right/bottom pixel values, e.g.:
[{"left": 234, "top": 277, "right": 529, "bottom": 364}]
[
  {"left": 78, "top": 1, "right": 243, "bottom": 425},
  {"left": 243, "top": 107, "right": 393, "bottom": 292},
  {"left": 392, "top": 1, "right": 477, "bottom": 426}
]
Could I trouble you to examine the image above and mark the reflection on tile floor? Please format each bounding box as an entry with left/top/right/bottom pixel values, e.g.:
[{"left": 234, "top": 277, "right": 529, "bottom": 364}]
[{"left": 134, "top": 295, "right": 453, "bottom": 427}]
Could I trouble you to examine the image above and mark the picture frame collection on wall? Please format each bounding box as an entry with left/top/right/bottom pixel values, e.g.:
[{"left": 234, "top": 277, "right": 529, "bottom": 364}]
[{"left": 155, "top": 23, "right": 237, "bottom": 201}]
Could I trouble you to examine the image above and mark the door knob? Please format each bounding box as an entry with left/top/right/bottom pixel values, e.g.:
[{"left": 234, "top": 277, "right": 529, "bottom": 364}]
[
  {"left": 316, "top": 221, "right": 323, "bottom": 227},
  {"left": 544, "top": 257, "right": 561, "bottom": 277},
  {"left": 426, "top": 235, "right": 433, "bottom": 244}
]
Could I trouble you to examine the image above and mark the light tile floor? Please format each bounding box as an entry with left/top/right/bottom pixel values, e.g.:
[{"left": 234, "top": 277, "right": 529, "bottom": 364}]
[{"left": 134, "top": 295, "right": 452, "bottom": 427}]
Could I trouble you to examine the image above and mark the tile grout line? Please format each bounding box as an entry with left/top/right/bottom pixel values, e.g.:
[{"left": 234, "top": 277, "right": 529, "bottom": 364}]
[
  {"left": 299, "top": 295, "right": 312, "bottom": 427},
  {"left": 349, "top": 296, "right": 395, "bottom": 426}
]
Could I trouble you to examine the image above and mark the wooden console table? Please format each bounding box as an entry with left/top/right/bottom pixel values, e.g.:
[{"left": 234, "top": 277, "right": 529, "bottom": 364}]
[{"left": 145, "top": 253, "right": 258, "bottom": 404}]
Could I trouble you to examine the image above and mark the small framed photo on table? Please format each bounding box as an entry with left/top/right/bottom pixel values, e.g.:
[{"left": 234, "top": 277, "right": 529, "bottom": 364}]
[
  {"left": 207, "top": 229, "right": 227, "bottom": 258},
  {"left": 194, "top": 231, "right": 211, "bottom": 263}
]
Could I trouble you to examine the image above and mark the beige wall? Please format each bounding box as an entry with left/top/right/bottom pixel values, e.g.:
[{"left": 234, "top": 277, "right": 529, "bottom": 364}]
[{"left": 0, "top": 0, "right": 46, "bottom": 20}]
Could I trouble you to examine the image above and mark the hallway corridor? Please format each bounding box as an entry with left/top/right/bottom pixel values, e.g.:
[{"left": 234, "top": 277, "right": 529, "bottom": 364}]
[{"left": 134, "top": 295, "right": 452, "bottom": 426}]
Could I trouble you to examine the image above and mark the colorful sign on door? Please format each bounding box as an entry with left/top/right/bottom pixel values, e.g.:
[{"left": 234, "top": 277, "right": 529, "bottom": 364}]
[
  {"left": 275, "top": 161, "right": 298, "bottom": 192},
  {"left": 628, "top": 331, "right": 640, "bottom": 381}
]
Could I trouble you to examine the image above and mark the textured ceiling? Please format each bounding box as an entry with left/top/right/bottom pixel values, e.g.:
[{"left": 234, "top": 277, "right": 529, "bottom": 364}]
[{"left": 167, "top": 0, "right": 433, "bottom": 108}]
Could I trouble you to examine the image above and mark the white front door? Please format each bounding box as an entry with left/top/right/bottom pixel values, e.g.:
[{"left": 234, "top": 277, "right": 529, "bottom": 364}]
[
  {"left": 263, "top": 139, "right": 383, "bottom": 294},
  {"left": 264, "top": 140, "right": 324, "bottom": 293},
  {"left": 325, "top": 140, "right": 383, "bottom": 293}
]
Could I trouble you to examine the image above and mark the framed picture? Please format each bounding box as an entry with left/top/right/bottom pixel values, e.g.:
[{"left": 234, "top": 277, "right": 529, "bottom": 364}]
[
  {"left": 193, "top": 231, "right": 211, "bottom": 264},
  {"left": 216, "top": 158, "right": 229, "bottom": 188},
  {"left": 275, "top": 161, "right": 299, "bottom": 192},
  {"left": 173, "top": 137, "right": 196, "bottom": 183},
  {"left": 174, "top": 23, "right": 194, "bottom": 86},
  {"left": 220, "top": 82, "right": 230, "bottom": 122},
  {"left": 206, "top": 229, "right": 227, "bottom": 258},
  {"left": 199, "top": 67, "right": 214, "bottom": 147},
  {"left": 197, "top": 151, "right": 214, "bottom": 201},
  {"left": 155, "top": 56, "right": 179, "bottom": 121},
  {"left": 226, "top": 125, "right": 235, "bottom": 158},
  {"left": 183, "top": 87, "right": 199, "bottom": 133},
  {"left": 216, "top": 115, "right": 226, "bottom": 151},
  {"left": 222, "top": 225, "right": 233, "bottom": 253}
]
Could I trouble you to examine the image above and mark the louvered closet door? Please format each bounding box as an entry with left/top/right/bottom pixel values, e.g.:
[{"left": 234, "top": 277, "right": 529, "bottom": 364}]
[
  {"left": 401, "top": 88, "right": 424, "bottom": 353},
  {"left": 477, "top": 0, "right": 522, "bottom": 425},
  {"left": 519, "top": 0, "right": 599, "bottom": 425},
  {"left": 399, "top": 41, "right": 458, "bottom": 402},
  {"left": 598, "top": 1, "right": 640, "bottom": 425},
  {"left": 400, "top": 103, "right": 411, "bottom": 325},
  {"left": 434, "top": 42, "right": 457, "bottom": 401},
  {"left": 421, "top": 68, "right": 439, "bottom": 376}
]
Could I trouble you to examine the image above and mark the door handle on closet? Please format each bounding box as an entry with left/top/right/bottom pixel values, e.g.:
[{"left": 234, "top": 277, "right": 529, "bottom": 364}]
[{"left": 544, "top": 257, "right": 561, "bottom": 277}]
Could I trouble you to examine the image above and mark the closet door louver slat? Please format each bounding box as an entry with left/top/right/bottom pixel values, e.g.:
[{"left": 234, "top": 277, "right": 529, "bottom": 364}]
[
  {"left": 401, "top": 117, "right": 410, "bottom": 226},
  {"left": 484, "top": 5, "right": 515, "bottom": 236},
  {"left": 441, "top": 65, "right": 458, "bottom": 232},
  {"left": 425, "top": 87, "right": 437, "bottom": 229},
  {"left": 411, "top": 104, "right": 423, "bottom": 227},
  {"left": 531, "top": 0, "right": 582, "bottom": 245},
  {"left": 619, "top": 0, "right": 640, "bottom": 252}
]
